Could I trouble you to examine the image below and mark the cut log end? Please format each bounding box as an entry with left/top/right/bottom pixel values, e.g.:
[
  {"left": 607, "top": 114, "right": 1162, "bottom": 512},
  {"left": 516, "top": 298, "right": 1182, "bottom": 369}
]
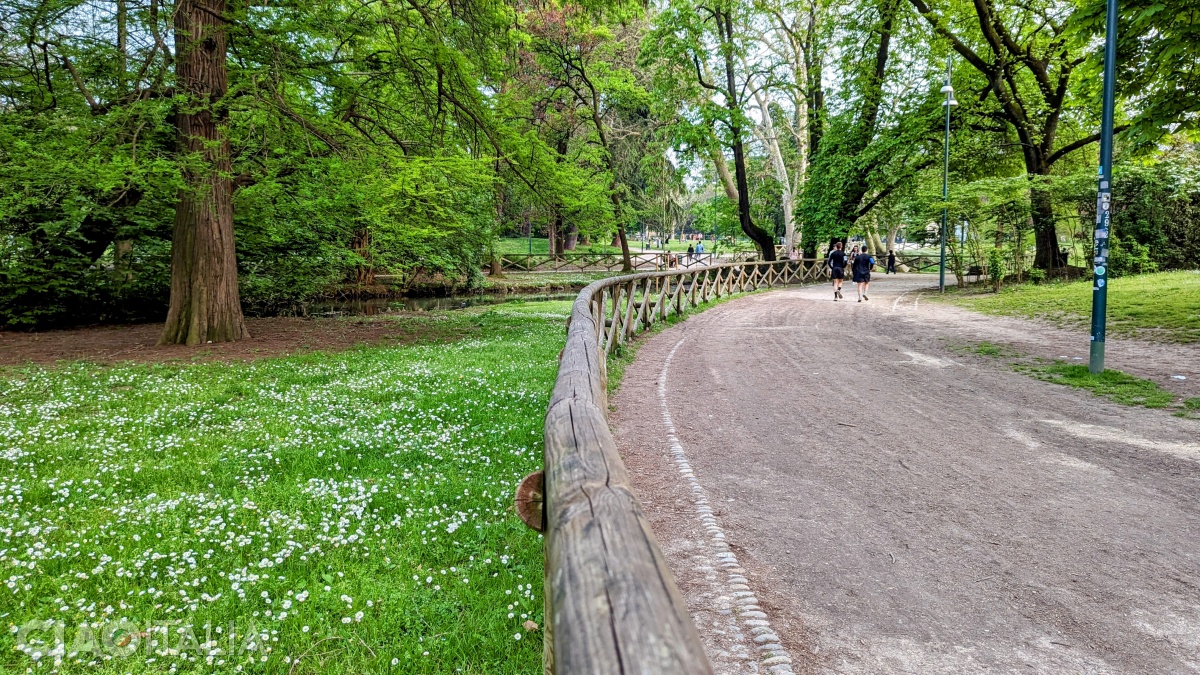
[{"left": 514, "top": 470, "right": 544, "bottom": 532}]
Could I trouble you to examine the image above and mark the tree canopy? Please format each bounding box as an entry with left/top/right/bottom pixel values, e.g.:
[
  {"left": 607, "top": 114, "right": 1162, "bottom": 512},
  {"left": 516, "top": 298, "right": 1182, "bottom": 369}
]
[{"left": 1, "top": 0, "right": 1198, "bottom": 331}]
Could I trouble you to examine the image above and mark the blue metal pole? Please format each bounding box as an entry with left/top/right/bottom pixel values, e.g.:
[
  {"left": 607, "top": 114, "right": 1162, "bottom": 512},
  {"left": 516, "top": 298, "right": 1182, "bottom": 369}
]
[{"left": 1089, "top": 0, "right": 1119, "bottom": 374}]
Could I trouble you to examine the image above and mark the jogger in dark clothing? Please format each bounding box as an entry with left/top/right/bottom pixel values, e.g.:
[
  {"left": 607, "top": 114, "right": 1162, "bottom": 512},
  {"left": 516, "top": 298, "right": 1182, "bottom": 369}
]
[
  {"left": 852, "top": 250, "right": 874, "bottom": 301},
  {"left": 887, "top": 250, "right": 896, "bottom": 274},
  {"left": 828, "top": 242, "right": 847, "bottom": 301}
]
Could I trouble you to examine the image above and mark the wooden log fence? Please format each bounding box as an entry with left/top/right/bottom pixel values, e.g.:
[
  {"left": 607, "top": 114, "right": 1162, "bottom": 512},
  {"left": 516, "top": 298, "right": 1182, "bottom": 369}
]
[
  {"left": 493, "top": 250, "right": 978, "bottom": 276},
  {"left": 491, "top": 251, "right": 761, "bottom": 273},
  {"left": 517, "top": 259, "right": 824, "bottom": 674}
]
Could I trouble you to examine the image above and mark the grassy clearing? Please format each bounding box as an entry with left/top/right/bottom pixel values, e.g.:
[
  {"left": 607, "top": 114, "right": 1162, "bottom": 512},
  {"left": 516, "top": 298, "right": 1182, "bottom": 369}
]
[
  {"left": 0, "top": 304, "right": 571, "bottom": 674},
  {"left": 948, "top": 270, "right": 1200, "bottom": 343},
  {"left": 1022, "top": 363, "right": 1178, "bottom": 409}
]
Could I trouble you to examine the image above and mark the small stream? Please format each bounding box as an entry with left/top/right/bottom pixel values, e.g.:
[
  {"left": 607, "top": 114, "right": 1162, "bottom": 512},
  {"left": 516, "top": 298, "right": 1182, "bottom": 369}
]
[{"left": 307, "top": 292, "right": 577, "bottom": 316}]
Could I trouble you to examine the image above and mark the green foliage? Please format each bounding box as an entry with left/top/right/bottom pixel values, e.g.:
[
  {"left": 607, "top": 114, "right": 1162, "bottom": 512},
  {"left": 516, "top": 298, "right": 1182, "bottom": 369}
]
[
  {"left": 693, "top": 196, "right": 741, "bottom": 240},
  {"left": 1027, "top": 364, "right": 1176, "bottom": 409},
  {"left": 0, "top": 101, "right": 180, "bottom": 327},
  {"left": 1071, "top": 0, "right": 1200, "bottom": 146},
  {"left": 797, "top": 0, "right": 939, "bottom": 246},
  {"left": 986, "top": 247, "right": 1006, "bottom": 291},
  {"left": 1107, "top": 154, "right": 1200, "bottom": 271},
  {"left": 1107, "top": 233, "right": 1158, "bottom": 278}
]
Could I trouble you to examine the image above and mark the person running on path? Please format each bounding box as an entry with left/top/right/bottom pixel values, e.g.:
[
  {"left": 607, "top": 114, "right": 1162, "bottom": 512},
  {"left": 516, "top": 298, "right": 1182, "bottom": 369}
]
[
  {"left": 852, "top": 248, "right": 875, "bottom": 301},
  {"left": 887, "top": 249, "right": 896, "bottom": 274},
  {"left": 827, "top": 242, "right": 847, "bottom": 301}
]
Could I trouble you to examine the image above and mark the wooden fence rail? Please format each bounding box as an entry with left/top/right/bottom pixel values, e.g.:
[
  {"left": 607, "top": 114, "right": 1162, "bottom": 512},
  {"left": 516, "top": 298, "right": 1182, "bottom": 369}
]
[
  {"left": 520, "top": 259, "right": 824, "bottom": 674},
  {"left": 492, "top": 251, "right": 761, "bottom": 273},
  {"left": 493, "top": 250, "right": 974, "bottom": 275}
]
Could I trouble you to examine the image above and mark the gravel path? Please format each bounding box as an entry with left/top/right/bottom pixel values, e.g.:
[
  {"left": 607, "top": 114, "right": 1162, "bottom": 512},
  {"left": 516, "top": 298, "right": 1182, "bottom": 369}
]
[{"left": 611, "top": 274, "right": 1200, "bottom": 674}]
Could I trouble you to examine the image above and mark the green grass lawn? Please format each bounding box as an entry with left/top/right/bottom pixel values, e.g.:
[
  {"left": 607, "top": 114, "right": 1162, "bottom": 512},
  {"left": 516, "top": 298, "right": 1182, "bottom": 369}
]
[
  {"left": 950, "top": 270, "right": 1200, "bottom": 343},
  {"left": 0, "top": 303, "right": 572, "bottom": 673},
  {"left": 1024, "top": 363, "right": 1178, "bottom": 408}
]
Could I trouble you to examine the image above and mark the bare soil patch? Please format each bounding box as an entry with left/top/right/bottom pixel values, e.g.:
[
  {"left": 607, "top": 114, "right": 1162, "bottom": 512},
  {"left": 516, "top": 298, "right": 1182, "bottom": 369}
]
[{"left": 0, "top": 315, "right": 474, "bottom": 367}]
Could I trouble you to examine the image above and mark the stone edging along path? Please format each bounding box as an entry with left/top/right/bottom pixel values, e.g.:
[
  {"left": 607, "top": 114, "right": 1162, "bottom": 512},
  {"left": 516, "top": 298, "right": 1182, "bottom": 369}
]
[{"left": 658, "top": 335, "right": 796, "bottom": 674}]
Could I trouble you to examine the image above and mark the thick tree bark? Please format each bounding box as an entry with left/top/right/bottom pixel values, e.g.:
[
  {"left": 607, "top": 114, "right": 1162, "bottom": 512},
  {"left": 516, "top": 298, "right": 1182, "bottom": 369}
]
[
  {"left": 614, "top": 220, "right": 632, "bottom": 271},
  {"left": 548, "top": 213, "right": 561, "bottom": 257},
  {"left": 1029, "top": 179, "right": 1061, "bottom": 270},
  {"left": 564, "top": 222, "right": 579, "bottom": 251},
  {"left": 160, "top": 0, "right": 247, "bottom": 345}
]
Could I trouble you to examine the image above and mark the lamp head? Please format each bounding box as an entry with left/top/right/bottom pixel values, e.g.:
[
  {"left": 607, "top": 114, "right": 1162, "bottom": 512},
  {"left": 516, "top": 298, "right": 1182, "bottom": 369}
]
[
  {"left": 940, "top": 83, "right": 954, "bottom": 94},
  {"left": 944, "top": 93, "right": 959, "bottom": 107}
]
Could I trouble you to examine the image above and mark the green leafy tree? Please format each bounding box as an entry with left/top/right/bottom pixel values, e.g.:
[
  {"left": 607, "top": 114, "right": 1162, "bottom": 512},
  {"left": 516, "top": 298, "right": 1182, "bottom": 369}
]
[{"left": 643, "top": 0, "right": 778, "bottom": 259}]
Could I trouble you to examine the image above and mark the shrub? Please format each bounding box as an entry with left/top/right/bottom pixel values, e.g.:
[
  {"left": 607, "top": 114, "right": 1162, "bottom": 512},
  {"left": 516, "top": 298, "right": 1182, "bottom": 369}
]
[
  {"left": 1108, "top": 233, "right": 1158, "bottom": 278},
  {"left": 986, "top": 247, "right": 1006, "bottom": 292}
]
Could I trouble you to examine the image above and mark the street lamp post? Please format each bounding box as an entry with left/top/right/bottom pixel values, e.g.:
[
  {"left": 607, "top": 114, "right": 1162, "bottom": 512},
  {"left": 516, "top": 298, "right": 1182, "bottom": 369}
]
[
  {"left": 939, "top": 55, "right": 958, "bottom": 293},
  {"left": 1089, "top": 0, "right": 1119, "bottom": 374}
]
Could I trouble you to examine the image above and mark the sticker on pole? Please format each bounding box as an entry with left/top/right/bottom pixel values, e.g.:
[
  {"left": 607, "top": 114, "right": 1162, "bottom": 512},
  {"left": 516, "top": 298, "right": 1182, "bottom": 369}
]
[{"left": 1095, "top": 265, "right": 1106, "bottom": 276}]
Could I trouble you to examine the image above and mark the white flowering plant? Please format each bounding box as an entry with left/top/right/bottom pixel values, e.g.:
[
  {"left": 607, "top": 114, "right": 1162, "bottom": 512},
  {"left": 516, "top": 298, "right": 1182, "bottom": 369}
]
[{"left": 0, "top": 304, "right": 568, "bottom": 673}]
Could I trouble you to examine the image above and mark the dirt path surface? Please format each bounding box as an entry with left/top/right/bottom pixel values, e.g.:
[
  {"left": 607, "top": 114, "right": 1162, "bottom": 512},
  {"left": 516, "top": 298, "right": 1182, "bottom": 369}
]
[{"left": 612, "top": 274, "right": 1200, "bottom": 674}]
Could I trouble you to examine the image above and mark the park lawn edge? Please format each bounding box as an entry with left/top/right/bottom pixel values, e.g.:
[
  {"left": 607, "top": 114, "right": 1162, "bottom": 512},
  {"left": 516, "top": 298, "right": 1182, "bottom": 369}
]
[{"left": 938, "top": 270, "right": 1200, "bottom": 344}]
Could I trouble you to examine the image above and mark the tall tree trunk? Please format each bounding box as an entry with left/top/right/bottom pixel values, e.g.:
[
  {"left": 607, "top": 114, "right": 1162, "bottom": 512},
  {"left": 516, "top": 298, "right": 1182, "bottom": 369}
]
[
  {"left": 160, "top": 0, "right": 247, "bottom": 345},
  {"left": 886, "top": 223, "right": 901, "bottom": 251},
  {"left": 804, "top": 7, "right": 824, "bottom": 161},
  {"left": 718, "top": 7, "right": 775, "bottom": 261},
  {"left": 751, "top": 86, "right": 798, "bottom": 253},
  {"left": 564, "top": 222, "right": 579, "bottom": 251},
  {"left": 614, "top": 223, "right": 632, "bottom": 271},
  {"left": 1029, "top": 176, "right": 1061, "bottom": 270}
]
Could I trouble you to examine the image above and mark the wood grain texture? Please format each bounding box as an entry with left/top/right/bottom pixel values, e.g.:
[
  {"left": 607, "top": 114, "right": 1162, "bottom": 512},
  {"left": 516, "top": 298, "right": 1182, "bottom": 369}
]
[{"left": 541, "top": 260, "right": 808, "bottom": 674}]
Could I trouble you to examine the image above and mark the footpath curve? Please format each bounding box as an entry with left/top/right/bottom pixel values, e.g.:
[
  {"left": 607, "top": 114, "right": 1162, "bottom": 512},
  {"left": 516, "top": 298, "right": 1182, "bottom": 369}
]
[{"left": 612, "top": 273, "right": 1200, "bottom": 674}]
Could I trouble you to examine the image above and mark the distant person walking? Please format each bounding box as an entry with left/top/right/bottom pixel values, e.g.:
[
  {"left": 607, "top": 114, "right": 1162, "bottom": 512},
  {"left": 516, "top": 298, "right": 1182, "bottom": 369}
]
[
  {"left": 852, "top": 248, "right": 875, "bottom": 301},
  {"left": 887, "top": 249, "right": 896, "bottom": 274},
  {"left": 828, "top": 242, "right": 847, "bottom": 301},
  {"left": 687, "top": 243, "right": 695, "bottom": 262}
]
